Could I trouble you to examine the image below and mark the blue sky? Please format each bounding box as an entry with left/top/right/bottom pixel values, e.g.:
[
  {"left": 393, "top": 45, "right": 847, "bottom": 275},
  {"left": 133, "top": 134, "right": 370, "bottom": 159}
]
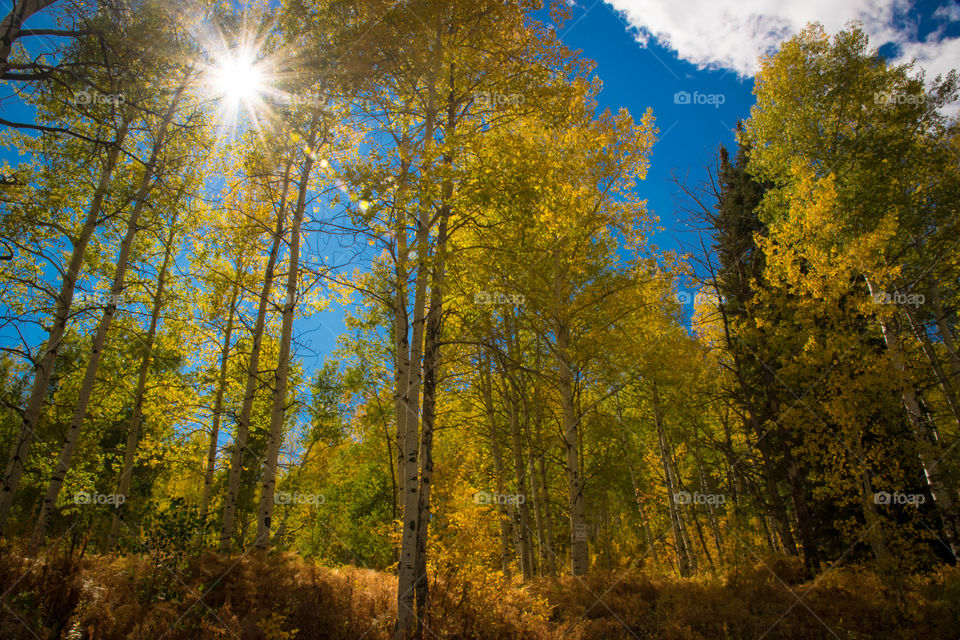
[{"left": 544, "top": 1, "right": 754, "bottom": 259}]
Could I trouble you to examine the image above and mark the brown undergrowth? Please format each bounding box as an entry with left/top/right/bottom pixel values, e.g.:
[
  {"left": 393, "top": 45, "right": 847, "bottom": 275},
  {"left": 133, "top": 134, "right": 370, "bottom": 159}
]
[{"left": 0, "top": 551, "right": 957, "bottom": 639}]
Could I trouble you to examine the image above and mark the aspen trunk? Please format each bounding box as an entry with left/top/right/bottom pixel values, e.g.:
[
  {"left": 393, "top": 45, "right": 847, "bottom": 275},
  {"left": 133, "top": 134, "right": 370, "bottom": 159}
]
[
  {"left": 661, "top": 395, "right": 698, "bottom": 572},
  {"left": 500, "top": 309, "right": 535, "bottom": 579},
  {"left": 785, "top": 452, "right": 819, "bottom": 573},
  {"left": 481, "top": 354, "right": 512, "bottom": 578},
  {"left": 493, "top": 441, "right": 513, "bottom": 578},
  {"left": 107, "top": 209, "right": 179, "bottom": 549},
  {"left": 0, "top": 118, "right": 130, "bottom": 537},
  {"left": 523, "top": 410, "right": 542, "bottom": 576},
  {"left": 30, "top": 91, "right": 182, "bottom": 548},
  {"left": 395, "top": 98, "right": 438, "bottom": 640},
  {"left": 393, "top": 245, "right": 428, "bottom": 638},
  {"left": 256, "top": 122, "right": 317, "bottom": 549},
  {"left": 903, "top": 303, "right": 960, "bottom": 430},
  {"left": 393, "top": 218, "right": 436, "bottom": 636},
  {"left": 528, "top": 454, "right": 545, "bottom": 576},
  {"left": 616, "top": 393, "right": 659, "bottom": 574},
  {"left": 641, "top": 506, "right": 662, "bottom": 572},
  {"left": 930, "top": 282, "right": 960, "bottom": 380},
  {"left": 667, "top": 441, "right": 698, "bottom": 574},
  {"left": 531, "top": 336, "right": 556, "bottom": 576},
  {"left": 413, "top": 197, "right": 450, "bottom": 640},
  {"left": 761, "top": 515, "right": 777, "bottom": 553},
  {"left": 557, "top": 320, "right": 588, "bottom": 576},
  {"left": 616, "top": 407, "right": 662, "bottom": 571},
  {"left": 219, "top": 158, "right": 294, "bottom": 552},
  {"left": 395, "top": 21, "right": 453, "bottom": 635},
  {"left": 695, "top": 458, "right": 724, "bottom": 562},
  {"left": 506, "top": 373, "right": 533, "bottom": 580},
  {"left": 689, "top": 503, "right": 714, "bottom": 571},
  {"left": 866, "top": 278, "right": 960, "bottom": 558},
  {"left": 538, "top": 449, "right": 557, "bottom": 576},
  {"left": 198, "top": 258, "right": 243, "bottom": 536},
  {"left": 390, "top": 141, "right": 418, "bottom": 639},
  {"left": 852, "top": 434, "right": 896, "bottom": 579},
  {"left": 654, "top": 387, "right": 691, "bottom": 577}
]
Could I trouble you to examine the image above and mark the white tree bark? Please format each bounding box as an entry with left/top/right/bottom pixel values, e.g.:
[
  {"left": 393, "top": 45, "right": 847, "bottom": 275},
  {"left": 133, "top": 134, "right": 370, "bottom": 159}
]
[
  {"left": 556, "top": 319, "right": 589, "bottom": 576},
  {"left": 414, "top": 208, "right": 448, "bottom": 633},
  {"left": 255, "top": 119, "right": 318, "bottom": 549},
  {"left": 930, "top": 282, "right": 960, "bottom": 381},
  {"left": 198, "top": 258, "right": 243, "bottom": 536},
  {"left": 219, "top": 157, "right": 294, "bottom": 552},
  {"left": 394, "top": 240, "right": 429, "bottom": 637},
  {"left": 395, "top": 78, "right": 438, "bottom": 639},
  {"left": 481, "top": 353, "right": 512, "bottom": 578},
  {"left": 0, "top": 118, "right": 130, "bottom": 537},
  {"left": 106, "top": 210, "right": 179, "bottom": 549},
  {"left": 30, "top": 90, "right": 183, "bottom": 548},
  {"left": 654, "top": 386, "right": 690, "bottom": 577},
  {"left": 614, "top": 402, "right": 662, "bottom": 572},
  {"left": 866, "top": 277, "right": 960, "bottom": 559}
]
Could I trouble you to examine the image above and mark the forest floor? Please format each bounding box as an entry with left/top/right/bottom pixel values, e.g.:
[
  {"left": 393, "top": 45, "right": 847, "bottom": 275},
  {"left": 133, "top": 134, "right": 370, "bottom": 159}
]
[{"left": 0, "top": 550, "right": 957, "bottom": 640}]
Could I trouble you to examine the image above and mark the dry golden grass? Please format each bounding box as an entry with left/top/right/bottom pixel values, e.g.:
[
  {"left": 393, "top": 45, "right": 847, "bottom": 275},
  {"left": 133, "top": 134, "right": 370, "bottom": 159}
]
[{"left": 1, "top": 551, "right": 957, "bottom": 639}]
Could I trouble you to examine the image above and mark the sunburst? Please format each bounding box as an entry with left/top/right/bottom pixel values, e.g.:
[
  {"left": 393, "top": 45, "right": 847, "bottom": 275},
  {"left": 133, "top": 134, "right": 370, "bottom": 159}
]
[
  {"left": 190, "top": 13, "right": 314, "bottom": 138},
  {"left": 205, "top": 44, "right": 271, "bottom": 130},
  {"left": 212, "top": 49, "right": 266, "bottom": 106}
]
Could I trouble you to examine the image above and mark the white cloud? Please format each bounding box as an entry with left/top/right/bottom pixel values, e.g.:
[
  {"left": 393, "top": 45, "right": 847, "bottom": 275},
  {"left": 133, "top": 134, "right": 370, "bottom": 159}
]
[
  {"left": 896, "top": 35, "right": 960, "bottom": 82},
  {"left": 604, "top": 0, "right": 959, "bottom": 86},
  {"left": 932, "top": 4, "right": 960, "bottom": 23}
]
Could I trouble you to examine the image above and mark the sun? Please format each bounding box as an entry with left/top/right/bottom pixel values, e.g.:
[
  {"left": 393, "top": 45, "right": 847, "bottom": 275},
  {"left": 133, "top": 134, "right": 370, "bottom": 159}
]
[
  {"left": 203, "top": 45, "right": 274, "bottom": 130},
  {"left": 197, "top": 24, "right": 282, "bottom": 133},
  {"left": 212, "top": 51, "right": 265, "bottom": 105}
]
